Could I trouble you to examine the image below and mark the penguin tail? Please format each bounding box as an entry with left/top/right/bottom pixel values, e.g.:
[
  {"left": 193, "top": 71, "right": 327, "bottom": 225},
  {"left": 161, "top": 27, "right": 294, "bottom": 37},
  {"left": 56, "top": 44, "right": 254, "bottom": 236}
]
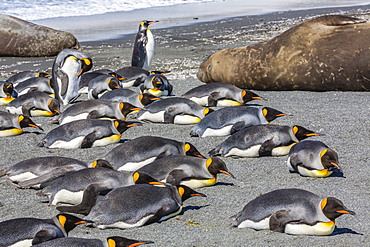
[{"left": 208, "top": 147, "right": 221, "bottom": 157}]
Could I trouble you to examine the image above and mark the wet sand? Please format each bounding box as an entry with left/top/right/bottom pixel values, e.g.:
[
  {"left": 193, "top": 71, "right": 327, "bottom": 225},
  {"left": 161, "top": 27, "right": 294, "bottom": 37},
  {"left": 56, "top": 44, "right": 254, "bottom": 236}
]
[{"left": 0, "top": 5, "right": 369, "bottom": 246}]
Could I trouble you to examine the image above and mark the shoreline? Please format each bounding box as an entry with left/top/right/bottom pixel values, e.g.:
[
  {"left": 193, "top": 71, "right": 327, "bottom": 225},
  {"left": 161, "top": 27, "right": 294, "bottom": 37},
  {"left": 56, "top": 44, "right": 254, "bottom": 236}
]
[{"left": 0, "top": 4, "right": 369, "bottom": 246}]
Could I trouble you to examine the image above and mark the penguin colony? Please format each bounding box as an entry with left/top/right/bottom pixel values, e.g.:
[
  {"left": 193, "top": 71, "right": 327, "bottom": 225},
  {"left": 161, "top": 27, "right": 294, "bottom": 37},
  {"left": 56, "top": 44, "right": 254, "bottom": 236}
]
[{"left": 0, "top": 17, "right": 358, "bottom": 246}]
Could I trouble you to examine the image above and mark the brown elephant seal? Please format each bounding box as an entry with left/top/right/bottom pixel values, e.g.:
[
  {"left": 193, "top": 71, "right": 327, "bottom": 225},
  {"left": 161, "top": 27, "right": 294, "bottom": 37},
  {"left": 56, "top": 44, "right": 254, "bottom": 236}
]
[
  {"left": 197, "top": 15, "right": 370, "bottom": 91},
  {"left": 0, "top": 14, "right": 80, "bottom": 57}
]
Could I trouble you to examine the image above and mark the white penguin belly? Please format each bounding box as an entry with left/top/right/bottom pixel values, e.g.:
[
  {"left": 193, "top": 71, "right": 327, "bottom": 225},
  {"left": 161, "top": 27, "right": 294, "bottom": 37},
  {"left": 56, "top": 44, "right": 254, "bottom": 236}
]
[
  {"left": 6, "top": 106, "right": 23, "bottom": 114},
  {"left": 8, "top": 172, "right": 37, "bottom": 183},
  {"left": 48, "top": 136, "right": 85, "bottom": 149},
  {"left": 0, "top": 97, "right": 14, "bottom": 105},
  {"left": 78, "top": 86, "right": 88, "bottom": 94},
  {"left": 9, "top": 239, "right": 32, "bottom": 247},
  {"left": 60, "top": 113, "right": 89, "bottom": 125},
  {"left": 137, "top": 111, "right": 165, "bottom": 122},
  {"left": 92, "top": 134, "right": 122, "bottom": 147},
  {"left": 121, "top": 79, "right": 135, "bottom": 88},
  {"left": 158, "top": 206, "right": 183, "bottom": 222},
  {"left": 216, "top": 99, "right": 243, "bottom": 107},
  {"left": 297, "top": 166, "right": 332, "bottom": 178},
  {"left": 96, "top": 214, "right": 154, "bottom": 229},
  {"left": 0, "top": 128, "right": 23, "bottom": 137},
  {"left": 30, "top": 109, "right": 54, "bottom": 117},
  {"left": 180, "top": 177, "right": 217, "bottom": 189},
  {"left": 117, "top": 157, "right": 157, "bottom": 172},
  {"left": 202, "top": 125, "right": 233, "bottom": 137},
  {"left": 189, "top": 96, "right": 209, "bottom": 106},
  {"left": 271, "top": 143, "right": 296, "bottom": 156},
  {"left": 52, "top": 189, "right": 84, "bottom": 205},
  {"left": 237, "top": 217, "right": 270, "bottom": 230},
  {"left": 284, "top": 220, "right": 335, "bottom": 235},
  {"left": 225, "top": 145, "right": 261, "bottom": 157},
  {"left": 173, "top": 115, "right": 201, "bottom": 125}
]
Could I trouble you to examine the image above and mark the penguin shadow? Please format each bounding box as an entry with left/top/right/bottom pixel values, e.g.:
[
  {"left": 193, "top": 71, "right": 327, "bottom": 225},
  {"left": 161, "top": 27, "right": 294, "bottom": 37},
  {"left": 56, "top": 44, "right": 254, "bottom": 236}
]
[
  {"left": 215, "top": 182, "right": 235, "bottom": 187},
  {"left": 25, "top": 130, "right": 44, "bottom": 135},
  {"left": 331, "top": 227, "right": 362, "bottom": 236},
  {"left": 118, "top": 138, "right": 131, "bottom": 144},
  {"left": 181, "top": 204, "right": 210, "bottom": 215},
  {"left": 331, "top": 169, "right": 345, "bottom": 178}
]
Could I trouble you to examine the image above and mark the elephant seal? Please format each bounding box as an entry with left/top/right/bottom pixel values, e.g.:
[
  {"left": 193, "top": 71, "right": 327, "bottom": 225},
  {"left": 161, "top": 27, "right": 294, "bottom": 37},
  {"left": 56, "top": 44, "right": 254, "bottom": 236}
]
[
  {"left": 0, "top": 14, "right": 80, "bottom": 57},
  {"left": 197, "top": 15, "right": 370, "bottom": 91}
]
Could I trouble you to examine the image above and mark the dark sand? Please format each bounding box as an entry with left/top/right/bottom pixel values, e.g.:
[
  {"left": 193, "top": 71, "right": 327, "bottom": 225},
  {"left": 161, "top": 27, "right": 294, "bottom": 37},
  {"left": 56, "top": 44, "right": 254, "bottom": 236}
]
[{"left": 0, "top": 5, "right": 369, "bottom": 246}]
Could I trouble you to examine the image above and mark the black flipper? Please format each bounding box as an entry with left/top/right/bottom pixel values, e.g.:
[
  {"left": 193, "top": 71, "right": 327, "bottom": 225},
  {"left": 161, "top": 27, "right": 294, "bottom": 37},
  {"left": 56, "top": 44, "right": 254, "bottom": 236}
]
[
  {"left": 269, "top": 210, "right": 292, "bottom": 233},
  {"left": 208, "top": 92, "right": 221, "bottom": 107},
  {"left": 258, "top": 138, "right": 276, "bottom": 156},
  {"left": 230, "top": 121, "right": 247, "bottom": 135},
  {"left": 81, "top": 131, "right": 99, "bottom": 148}
]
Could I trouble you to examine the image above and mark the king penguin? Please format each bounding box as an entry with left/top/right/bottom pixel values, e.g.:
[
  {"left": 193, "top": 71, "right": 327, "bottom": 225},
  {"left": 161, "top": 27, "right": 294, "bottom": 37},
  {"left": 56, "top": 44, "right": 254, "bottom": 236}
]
[
  {"left": 286, "top": 140, "right": 341, "bottom": 177},
  {"left": 131, "top": 20, "right": 158, "bottom": 70},
  {"left": 32, "top": 236, "right": 154, "bottom": 247},
  {"left": 231, "top": 188, "right": 355, "bottom": 235},
  {"left": 0, "top": 213, "right": 89, "bottom": 246},
  {"left": 0, "top": 110, "right": 43, "bottom": 136}
]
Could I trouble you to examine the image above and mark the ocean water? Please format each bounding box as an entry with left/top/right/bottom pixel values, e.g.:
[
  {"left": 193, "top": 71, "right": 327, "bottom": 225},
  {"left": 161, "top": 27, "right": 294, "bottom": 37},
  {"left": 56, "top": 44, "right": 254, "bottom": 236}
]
[{"left": 1, "top": 0, "right": 369, "bottom": 41}]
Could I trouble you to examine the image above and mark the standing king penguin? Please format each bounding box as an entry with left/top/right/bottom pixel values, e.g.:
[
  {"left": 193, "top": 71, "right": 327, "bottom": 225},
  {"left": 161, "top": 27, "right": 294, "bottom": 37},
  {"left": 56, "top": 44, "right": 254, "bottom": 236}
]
[
  {"left": 51, "top": 49, "right": 92, "bottom": 105},
  {"left": 131, "top": 20, "right": 158, "bottom": 70}
]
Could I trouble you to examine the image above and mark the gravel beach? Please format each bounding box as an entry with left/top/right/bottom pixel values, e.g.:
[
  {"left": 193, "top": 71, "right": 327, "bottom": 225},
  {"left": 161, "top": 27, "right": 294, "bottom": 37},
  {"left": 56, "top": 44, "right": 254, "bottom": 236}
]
[{"left": 0, "top": 5, "right": 369, "bottom": 246}]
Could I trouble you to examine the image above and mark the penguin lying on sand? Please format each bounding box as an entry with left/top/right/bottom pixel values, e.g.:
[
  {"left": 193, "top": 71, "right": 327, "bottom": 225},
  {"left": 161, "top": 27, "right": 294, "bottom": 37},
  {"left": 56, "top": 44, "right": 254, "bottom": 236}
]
[
  {"left": 0, "top": 156, "right": 88, "bottom": 188},
  {"left": 209, "top": 124, "right": 320, "bottom": 158},
  {"left": 137, "top": 155, "right": 235, "bottom": 189},
  {"left": 0, "top": 110, "right": 42, "bottom": 136},
  {"left": 79, "top": 69, "right": 124, "bottom": 94},
  {"left": 6, "top": 71, "right": 50, "bottom": 86},
  {"left": 88, "top": 75, "right": 122, "bottom": 99},
  {"left": 51, "top": 99, "right": 141, "bottom": 125},
  {"left": 231, "top": 188, "right": 355, "bottom": 235},
  {"left": 182, "top": 82, "right": 263, "bottom": 107},
  {"left": 15, "top": 77, "right": 54, "bottom": 96},
  {"left": 92, "top": 135, "right": 204, "bottom": 172},
  {"left": 133, "top": 97, "right": 212, "bottom": 124},
  {"left": 37, "top": 119, "right": 138, "bottom": 149},
  {"left": 84, "top": 184, "right": 206, "bottom": 229},
  {"left": 6, "top": 91, "right": 60, "bottom": 117},
  {"left": 287, "top": 140, "right": 341, "bottom": 177},
  {"left": 32, "top": 236, "right": 154, "bottom": 247},
  {"left": 100, "top": 88, "right": 160, "bottom": 108},
  {"left": 0, "top": 213, "right": 89, "bottom": 246},
  {"left": 0, "top": 81, "right": 17, "bottom": 105},
  {"left": 190, "top": 106, "right": 287, "bottom": 137},
  {"left": 140, "top": 72, "right": 173, "bottom": 96}
]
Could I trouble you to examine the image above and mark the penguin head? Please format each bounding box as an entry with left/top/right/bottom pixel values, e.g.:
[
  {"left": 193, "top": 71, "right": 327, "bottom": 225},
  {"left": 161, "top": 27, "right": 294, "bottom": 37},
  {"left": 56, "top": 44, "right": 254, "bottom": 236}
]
[
  {"left": 91, "top": 159, "right": 113, "bottom": 169},
  {"left": 262, "top": 107, "right": 287, "bottom": 122},
  {"left": 2, "top": 82, "right": 14, "bottom": 97},
  {"left": 119, "top": 102, "right": 142, "bottom": 116},
  {"left": 320, "top": 148, "right": 340, "bottom": 170},
  {"left": 139, "top": 20, "right": 158, "bottom": 30},
  {"left": 321, "top": 197, "right": 355, "bottom": 220},
  {"left": 150, "top": 75, "right": 167, "bottom": 90},
  {"left": 184, "top": 142, "right": 205, "bottom": 158},
  {"left": 113, "top": 120, "right": 140, "bottom": 133},
  {"left": 176, "top": 185, "right": 207, "bottom": 202},
  {"left": 109, "top": 72, "right": 125, "bottom": 81},
  {"left": 79, "top": 57, "right": 93, "bottom": 76},
  {"left": 292, "top": 125, "right": 320, "bottom": 141},
  {"left": 132, "top": 171, "right": 163, "bottom": 185},
  {"left": 108, "top": 77, "right": 122, "bottom": 90},
  {"left": 106, "top": 236, "right": 154, "bottom": 247},
  {"left": 206, "top": 157, "right": 235, "bottom": 178},
  {"left": 241, "top": 90, "right": 264, "bottom": 103},
  {"left": 36, "top": 72, "right": 52, "bottom": 78},
  {"left": 18, "top": 115, "right": 43, "bottom": 131},
  {"left": 139, "top": 93, "right": 160, "bottom": 106},
  {"left": 48, "top": 99, "right": 61, "bottom": 115},
  {"left": 203, "top": 107, "right": 213, "bottom": 117},
  {"left": 55, "top": 213, "right": 92, "bottom": 233}
]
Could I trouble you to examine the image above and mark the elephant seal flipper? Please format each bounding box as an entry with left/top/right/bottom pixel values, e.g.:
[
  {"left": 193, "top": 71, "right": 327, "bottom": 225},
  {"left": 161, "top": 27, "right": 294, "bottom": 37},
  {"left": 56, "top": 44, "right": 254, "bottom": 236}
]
[
  {"left": 197, "top": 15, "right": 370, "bottom": 91},
  {"left": 0, "top": 14, "right": 80, "bottom": 57}
]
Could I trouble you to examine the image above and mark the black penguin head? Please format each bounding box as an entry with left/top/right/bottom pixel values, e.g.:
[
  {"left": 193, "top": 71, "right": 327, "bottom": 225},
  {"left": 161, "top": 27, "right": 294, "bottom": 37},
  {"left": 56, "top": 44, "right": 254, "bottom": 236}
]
[
  {"left": 321, "top": 197, "right": 355, "bottom": 220},
  {"left": 55, "top": 213, "right": 92, "bottom": 233},
  {"left": 113, "top": 120, "right": 140, "bottom": 133},
  {"left": 184, "top": 142, "right": 205, "bottom": 158},
  {"left": 91, "top": 159, "right": 113, "bottom": 169},
  {"left": 292, "top": 125, "right": 320, "bottom": 141},
  {"left": 119, "top": 102, "right": 142, "bottom": 117},
  {"left": 47, "top": 99, "right": 61, "bottom": 115},
  {"left": 320, "top": 149, "right": 340, "bottom": 170},
  {"left": 132, "top": 171, "right": 163, "bottom": 185},
  {"left": 37, "top": 72, "right": 52, "bottom": 78},
  {"left": 139, "top": 20, "right": 158, "bottom": 30},
  {"left": 109, "top": 72, "right": 125, "bottom": 81},
  {"left": 206, "top": 157, "right": 235, "bottom": 178},
  {"left": 176, "top": 185, "right": 207, "bottom": 202},
  {"left": 106, "top": 236, "right": 154, "bottom": 247},
  {"left": 108, "top": 77, "right": 122, "bottom": 90},
  {"left": 139, "top": 93, "right": 160, "bottom": 106},
  {"left": 262, "top": 107, "right": 287, "bottom": 122},
  {"left": 79, "top": 57, "right": 93, "bottom": 76},
  {"left": 150, "top": 75, "right": 167, "bottom": 90},
  {"left": 2, "top": 82, "right": 14, "bottom": 97},
  {"left": 241, "top": 90, "right": 264, "bottom": 103},
  {"left": 18, "top": 115, "right": 43, "bottom": 131}
]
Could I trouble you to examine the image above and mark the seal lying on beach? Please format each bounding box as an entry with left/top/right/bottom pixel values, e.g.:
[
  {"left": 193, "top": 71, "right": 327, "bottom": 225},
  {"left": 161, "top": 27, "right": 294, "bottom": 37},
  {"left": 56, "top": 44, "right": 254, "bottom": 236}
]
[
  {"left": 197, "top": 15, "right": 370, "bottom": 91},
  {"left": 0, "top": 14, "right": 80, "bottom": 57}
]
